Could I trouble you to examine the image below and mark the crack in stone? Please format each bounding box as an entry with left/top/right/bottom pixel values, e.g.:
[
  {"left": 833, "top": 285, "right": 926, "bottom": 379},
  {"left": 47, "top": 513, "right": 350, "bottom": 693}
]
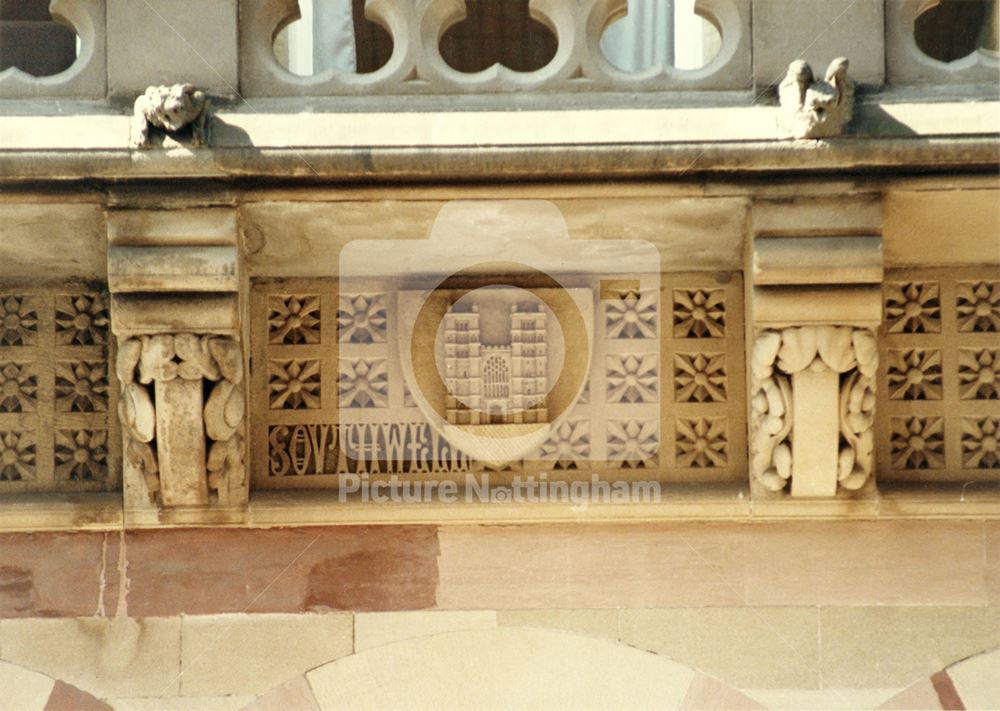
[{"left": 95, "top": 532, "right": 108, "bottom": 617}]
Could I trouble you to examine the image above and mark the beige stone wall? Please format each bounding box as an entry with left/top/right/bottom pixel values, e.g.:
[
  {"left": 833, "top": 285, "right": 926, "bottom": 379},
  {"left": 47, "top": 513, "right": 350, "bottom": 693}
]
[{"left": 1, "top": 179, "right": 997, "bottom": 516}]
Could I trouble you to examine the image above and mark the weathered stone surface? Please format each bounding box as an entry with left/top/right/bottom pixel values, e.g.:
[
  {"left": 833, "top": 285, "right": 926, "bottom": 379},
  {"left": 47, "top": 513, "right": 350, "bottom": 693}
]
[
  {"left": 179, "top": 613, "right": 352, "bottom": 696},
  {"left": 0, "top": 532, "right": 110, "bottom": 618},
  {"left": 0, "top": 204, "right": 106, "bottom": 280},
  {"left": 0, "top": 617, "right": 182, "bottom": 698},
  {"left": 107, "top": 0, "right": 238, "bottom": 95},
  {"left": 753, "top": 0, "right": 884, "bottom": 86},
  {"left": 122, "top": 526, "right": 440, "bottom": 616}
]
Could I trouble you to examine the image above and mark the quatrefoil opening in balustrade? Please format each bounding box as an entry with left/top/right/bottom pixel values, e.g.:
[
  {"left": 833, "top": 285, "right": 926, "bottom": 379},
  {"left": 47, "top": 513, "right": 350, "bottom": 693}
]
[
  {"left": 600, "top": 0, "right": 722, "bottom": 73},
  {"left": 914, "top": 0, "right": 998, "bottom": 64},
  {"left": 274, "top": 0, "right": 394, "bottom": 77},
  {"left": 0, "top": 0, "right": 79, "bottom": 78},
  {"left": 437, "top": 0, "right": 558, "bottom": 74}
]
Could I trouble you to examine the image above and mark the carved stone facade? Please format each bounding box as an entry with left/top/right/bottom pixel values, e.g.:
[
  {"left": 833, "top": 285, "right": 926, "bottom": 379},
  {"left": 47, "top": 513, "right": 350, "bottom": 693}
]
[
  {"left": 0, "top": 289, "right": 117, "bottom": 493},
  {"left": 751, "top": 326, "right": 877, "bottom": 493},
  {"left": 0, "top": 1, "right": 997, "bottom": 518},
  {"left": 750, "top": 197, "right": 883, "bottom": 497},
  {"left": 107, "top": 208, "right": 247, "bottom": 509},
  {"left": 778, "top": 57, "right": 855, "bottom": 139},
  {"left": 877, "top": 269, "right": 1000, "bottom": 481}
]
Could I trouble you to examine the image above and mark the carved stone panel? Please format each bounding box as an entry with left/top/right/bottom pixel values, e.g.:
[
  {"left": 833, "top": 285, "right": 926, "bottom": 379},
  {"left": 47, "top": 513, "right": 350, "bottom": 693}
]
[
  {"left": 0, "top": 288, "right": 119, "bottom": 493},
  {"left": 877, "top": 268, "right": 1000, "bottom": 481},
  {"left": 249, "top": 272, "right": 748, "bottom": 489}
]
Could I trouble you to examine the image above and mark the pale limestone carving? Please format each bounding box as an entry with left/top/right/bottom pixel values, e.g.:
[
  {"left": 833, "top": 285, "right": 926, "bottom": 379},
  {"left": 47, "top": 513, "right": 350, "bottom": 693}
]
[
  {"left": 55, "top": 294, "right": 109, "bottom": 345},
  {"left": 0, "top": 289, "right": 115, "bottom": 494},
  {"left": 54, "top": 429, "right": 108, "bottom": 482},
  {"left": 338, "top": 294, "right": 387, "bottom": 344},
  {"left": 539, "top": 420, "right": 590, "bottom": 470},
  {"left": 890, "top": 416, "right": 945, "bottom": 470},
  {"left": 956, "top": 281, "right": 1000, "bottom": 332},
  {"left": 55, "top": 360, "right": 108, "bottom": 412},
  {"left": 203, "top": 337, "right": 246, "bottom": 505},
  {"left": 751, "top": 326, "right": 876, "bottom": 493},
  {"left": 269, "top": 294, "right": 321, "bottom": 344},
  {"left": 0, "top": 430, "right": 36, "bottom": 481},
  {"left": 961, "top": 417, "right": 1000, "bottom": 469},
  {"left": 673, "top": 352, "right": 727, "bottom": 403},
  {"left": 0, "top": 296, "right": 39, "bottom": 345},
  {"left": 878, "top": 269, "right": 1000, "bottom": 482},
  {"left": 884, "top": 281, "right": 941, "bottom": 333},
  {"left": 269, "top": 359, "right": 321, "bottom": 410},
  {"left": 0, "top": 363, "right": 37, "bottom": 413},
  {"left": 958, "top": 348, "right": 999, "bottom": 400},
  {"left": 605, "top": 290, "right": 657, "bottom": 339},
  {"left": 240, "top": 0, "right": 751, "bottom": 96},
  {"left": 672, "top": 289, "right": 725, "bottom": 338},
  {"left": 130, "top": 83, "right": 210, "bottom": 149},
  {"left": 338, "top": 358, "right": 388, "bottom": 409},
  {"left": 778, "top": 57, "right": 854, "bottom": 139},
  {"left": 675, "top": 417, "right": 728, "bottom": 468},
  {"left": 606, "top": 354, "right": 658, "bottom": 404},
  {"left": 608, "top": 419, "right": 658, "bottom": 469},
  {"left": 886, "top": 349, "right": 943, "bottom": 401},
  {"left": 116, "top": 337, "right": 158, "bottom": 497},
  {"left": 267, "top": 422, "right": 474, "bottom": 477},
  {"left": 116, "top": 334, "right": 245, "bottom": 504}
]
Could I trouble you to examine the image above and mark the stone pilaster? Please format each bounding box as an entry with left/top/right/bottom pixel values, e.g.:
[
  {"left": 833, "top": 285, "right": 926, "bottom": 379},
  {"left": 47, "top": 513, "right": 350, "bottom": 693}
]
[
  {"left": 749, "top": 197, "right": 883, "bottom": 498},
  {"left": 107, "top": 208, "right": 247, "bottom": 509}
]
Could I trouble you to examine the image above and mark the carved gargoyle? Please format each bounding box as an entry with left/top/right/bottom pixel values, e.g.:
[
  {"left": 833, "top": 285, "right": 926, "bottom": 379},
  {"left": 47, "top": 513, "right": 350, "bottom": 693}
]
[
  {"left": 778, "top": 57, "right": 854, "bottom": 139},
  {"left": 130, "top": 83, "right": 210, "bottom": 149}
]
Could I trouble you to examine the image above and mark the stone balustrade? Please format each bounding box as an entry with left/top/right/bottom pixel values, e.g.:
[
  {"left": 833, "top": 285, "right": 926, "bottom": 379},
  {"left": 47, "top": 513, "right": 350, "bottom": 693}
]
[{"left": 0, "top": 0, "right": 997, "bottom": 99}]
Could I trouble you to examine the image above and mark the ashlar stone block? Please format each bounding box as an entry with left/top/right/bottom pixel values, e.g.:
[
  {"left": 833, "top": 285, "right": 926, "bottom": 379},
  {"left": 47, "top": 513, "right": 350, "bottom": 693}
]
[
  {"left": 107, "top": 0, "right": 238, "bottom": 96},
  {"left": 752, "top": 0, "right": 884, "bottom": 87}
]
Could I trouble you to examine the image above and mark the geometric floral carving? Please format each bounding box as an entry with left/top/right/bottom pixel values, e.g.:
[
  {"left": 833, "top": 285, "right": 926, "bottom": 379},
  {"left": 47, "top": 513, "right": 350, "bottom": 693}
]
[
  {"left": 961, "top": 417, "right": 1000, "bottom": 469},
  {"left": 539, "top": 420, "right": 590, "bottom": 469},
  {"left": 673, "top": 352, "right": 726, "bottom": 402},
  {"left": 606, "top": 354, "right": 657, "bottom": 403},
  {"left": 338, "top": 294, "right": 387, "bottom": 343},
  {"left": 54, "top": 429, "right": 108, "bottom": 481},
  {"left": 958, "top": 348, "right": 999, "bottom": 400},
  {"left": 605, "top": 290, "right": 657, "bottom": 339},
  {"left": 886, "top": 348, "right": 943, "bottom": 400},
  {"left": 268, "top": 359, "right": 321, "bottom": 409},
  {"left": 338, "top": 358, "right": 388, "bottom": 408},
  {"left": 55, "top": 360, "right": 109, "bottom": 412},
  {"left": 607, "top": 419, "right": 657, "bottom": 468},
  {"left": 884, "top": 282, "right": 941, "bottom": 333},
  {"left": 673, "top": 289, "right": 725, "bottom": 338},
  {"left": 956, "top": 281, "right": 1000, "bottom": 333},
  {"left": 0, "top": 430, "right": 36, "bottom": 481},
  {"left": 675, "top": 416, "right": 728, "bottom": 468},
  {"left": 890, "top": 416, "right": 945, "bottom": 469},
  {"left": 0, "top": 362, "right": 37, "bottom": 412},
  {"left": 55, "top": 293, "right": 109, "bottom": 345},
  {"left": 268, "top": 295, "right": 321, "bottom": 345},
  {"left": 0, "top": 295, "right": 39, "bottom": 346}
]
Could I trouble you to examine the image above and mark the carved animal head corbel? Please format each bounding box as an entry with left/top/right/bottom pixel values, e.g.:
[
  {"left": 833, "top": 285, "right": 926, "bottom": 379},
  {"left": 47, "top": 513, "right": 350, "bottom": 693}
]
[
  {"left": 777, "top": 57, "right": 855, "bottom": 139},
  {"left": 130, "top": 83, "right": 212, "bottom": 149}
]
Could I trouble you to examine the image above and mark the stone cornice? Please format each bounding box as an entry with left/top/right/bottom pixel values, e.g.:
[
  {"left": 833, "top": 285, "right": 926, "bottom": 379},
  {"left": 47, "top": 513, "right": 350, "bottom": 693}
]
[{"left": 0, "top": 100, "right": 997, "bottom": 183}]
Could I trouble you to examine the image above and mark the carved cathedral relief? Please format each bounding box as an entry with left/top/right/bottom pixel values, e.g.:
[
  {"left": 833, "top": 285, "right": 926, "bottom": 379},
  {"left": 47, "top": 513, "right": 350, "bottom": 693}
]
[{"left": 250, "top": 201, "right": 749, "bottom": 491}]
